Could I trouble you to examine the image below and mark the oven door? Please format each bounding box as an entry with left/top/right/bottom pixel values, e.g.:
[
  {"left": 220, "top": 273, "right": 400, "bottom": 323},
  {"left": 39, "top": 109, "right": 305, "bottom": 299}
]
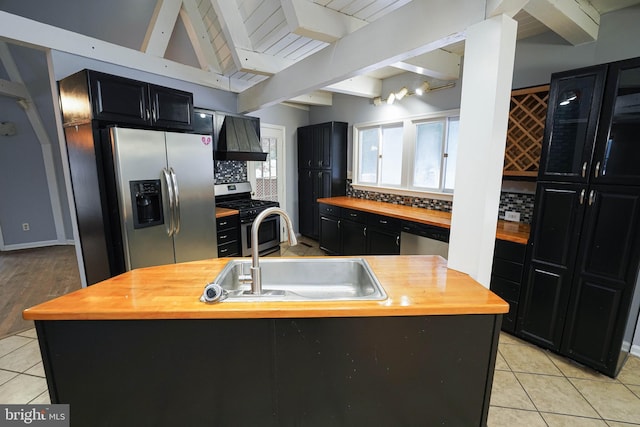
[{"left": 240, "top": 215, "right": 280, "bottom": 256}]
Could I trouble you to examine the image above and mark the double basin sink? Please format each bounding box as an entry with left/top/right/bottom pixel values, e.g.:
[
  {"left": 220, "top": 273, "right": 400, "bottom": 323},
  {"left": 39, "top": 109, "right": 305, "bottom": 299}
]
[{"left": 211, "top": 258, "right": 387, "bottom": 302}]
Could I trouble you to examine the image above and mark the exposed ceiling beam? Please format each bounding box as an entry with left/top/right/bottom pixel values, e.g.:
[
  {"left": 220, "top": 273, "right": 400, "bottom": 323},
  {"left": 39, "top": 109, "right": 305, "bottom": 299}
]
[
  {"left": 0, "top": 78, "right": 28, "bottom": 99},
  {"left": 141, "top": 0, "right": 182, "bottom": 56},
  {"left": 288, "top": 90, "right": 333, "bottom": 106},
  {"left": 325, "top": 75, "right": 382, "bottom": 98},
  {"left": 0, "top": 11, "right": 236, "bottom": 92},
  {"left": 524, "top": 0, "right": 599, "bottom": 45},
  {"left": 281, "top": 0, "right": 368, "bottom": 43},
  {"left": 485, "top": 0, "right": 529, "bottom": 18},
  {"left": 391, "top": 50, "right": 461, "bottom": 81},
  {"left": 180, "top": 0, "right": 222, "bottom": 73},
  {"left": 238, "top": 0, "right": 484, "bottom": 112}
]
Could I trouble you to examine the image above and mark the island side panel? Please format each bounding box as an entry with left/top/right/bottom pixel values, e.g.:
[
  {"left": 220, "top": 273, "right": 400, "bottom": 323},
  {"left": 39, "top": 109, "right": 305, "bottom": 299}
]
[
  {"left": 274, "top": 315, "right": 501, "bottom": 426},
  {"left": 36, "top": 319, "right": 278, "bottom": 427}
]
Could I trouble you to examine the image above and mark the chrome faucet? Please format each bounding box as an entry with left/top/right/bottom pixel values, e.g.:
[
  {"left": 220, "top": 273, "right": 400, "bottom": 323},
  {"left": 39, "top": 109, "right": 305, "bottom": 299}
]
[{"left": 248, "top": 207, "right": 297, "bottom": 295}]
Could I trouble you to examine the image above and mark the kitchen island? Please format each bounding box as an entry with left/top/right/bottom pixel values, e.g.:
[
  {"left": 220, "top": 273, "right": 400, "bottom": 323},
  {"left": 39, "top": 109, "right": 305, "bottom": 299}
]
[{"left": 24, "top": 256, "right": 508, "bottom": 427}]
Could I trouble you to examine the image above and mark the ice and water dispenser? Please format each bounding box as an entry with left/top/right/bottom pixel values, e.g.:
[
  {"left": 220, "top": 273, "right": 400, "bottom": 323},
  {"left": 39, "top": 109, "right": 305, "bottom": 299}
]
[{"left": 129, "top": 180, "right": 163, "bottom": 229}]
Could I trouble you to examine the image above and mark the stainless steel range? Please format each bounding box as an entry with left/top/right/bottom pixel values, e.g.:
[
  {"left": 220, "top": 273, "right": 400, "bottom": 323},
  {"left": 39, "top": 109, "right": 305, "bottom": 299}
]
[{"left": 215, "top": 182, "right": 280, "bottom": 256}]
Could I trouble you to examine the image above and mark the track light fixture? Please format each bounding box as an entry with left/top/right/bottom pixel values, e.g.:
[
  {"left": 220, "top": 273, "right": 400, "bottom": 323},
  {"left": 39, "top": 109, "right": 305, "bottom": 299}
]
[{"left": 370, "top": 81, "right": 456, "bottom": 106}]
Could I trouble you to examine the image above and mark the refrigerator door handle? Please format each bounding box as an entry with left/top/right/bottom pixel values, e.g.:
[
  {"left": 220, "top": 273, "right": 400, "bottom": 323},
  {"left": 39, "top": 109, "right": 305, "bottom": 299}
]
[
  {"left": 163, "top": 168, "right": 175, "bottom": 236},
  {"left": 170, "top": 167, "right": 181, "bottom": 234}
]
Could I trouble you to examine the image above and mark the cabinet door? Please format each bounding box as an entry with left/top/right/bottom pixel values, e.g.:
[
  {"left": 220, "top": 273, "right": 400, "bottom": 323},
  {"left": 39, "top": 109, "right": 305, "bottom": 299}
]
[
  {"left": 89, "top": 72, "right": 149, "bottom": 125},
  {"left": 342, "top": 220, "right": 367, "bottom": 255},
  {"left": 538, "top": 65, "right": 607, "bottom": 182},
  {"left": 149, "top": 85, "right": 193, "bottom": 130},
  {"left": 297, "top": 126, "right": 313, "bottom": 169},
  {"left": 561, "top": 185, "right": 640, "bottom": 374},
  {"left": 517, "top": 182, "right": 586, "bottom": 349},
  {"left": 314, "top": 122, "right": 332, "bottom": 169},
  {"left": 298, "top": 170, "right": 314, "bottom": 238},
  {"left": 319, "top": 215, "right": 341, "bottom": 254},
  {"left": 592, "top": 57, "right": 640, "bottom": 186},
  {"left": 367, "top": 228, "right": 400, "bottom": 255}
]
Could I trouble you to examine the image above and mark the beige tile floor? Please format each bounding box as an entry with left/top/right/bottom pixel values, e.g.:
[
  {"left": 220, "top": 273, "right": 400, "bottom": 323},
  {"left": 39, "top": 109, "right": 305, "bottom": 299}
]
[{"left": 2, "top": 236, "right": 639, "bottom": 427}]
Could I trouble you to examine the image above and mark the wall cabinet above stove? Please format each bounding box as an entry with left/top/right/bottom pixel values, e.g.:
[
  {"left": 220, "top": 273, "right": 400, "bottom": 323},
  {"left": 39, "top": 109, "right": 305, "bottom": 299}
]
[{"left": 59, "top": 69, "right": 193, "bottom": 131}]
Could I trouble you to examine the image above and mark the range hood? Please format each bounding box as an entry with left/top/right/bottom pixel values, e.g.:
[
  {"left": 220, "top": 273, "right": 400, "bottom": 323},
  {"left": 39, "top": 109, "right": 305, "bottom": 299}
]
[{"left": 216, "top": 115, "right": 267, "bottom": 162}]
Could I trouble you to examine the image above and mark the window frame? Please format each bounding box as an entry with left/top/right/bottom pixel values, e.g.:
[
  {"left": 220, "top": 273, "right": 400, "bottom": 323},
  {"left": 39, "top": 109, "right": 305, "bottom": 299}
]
[{"left": 352, "top": 109, "right": 460, "bottom": 200}]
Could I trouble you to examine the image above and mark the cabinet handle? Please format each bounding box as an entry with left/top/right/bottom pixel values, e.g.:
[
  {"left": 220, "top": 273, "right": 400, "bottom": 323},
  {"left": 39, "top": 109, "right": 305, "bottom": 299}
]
[
  {"left": 307, "top": 160, "right": 311, "bottom": 167},
  {"left": 145, "top": 108, "right": 151, "bottom": 121},
  {"left": 350, "top": 213, "right": 357, "bottom": 217},
  {"left": 363, "top": 226, "right": 367, "bottom": 237},
  {"left": 396, "top": 235, "right": 400, "bottom": 247},
  {"left": 219, "top": 221, "right": 227, "bottom": 226},
  {"left": 219, "top": 234, "right": 227, "bottom": 239},
  {"left": 594, "top": 161, "right": 601, "bottom": 178},
  {"left": 588, "top": 190, "right": 596, "bottom": 206},
  {"left": 308, "top": 170, "right": 312, "bottom": 178},
  {"left": 379, "top": 220, "right": 388, "bottom": 224},
  {"left": 318, "top": 172, "right": 322, "bottom": 178},
  {"left": 318, "top": 161, "right": 323, "bottom": 167},
  {"left": 338, "top": 220, "right": 341, "bottom": 229},
  {"left": 581, "top": 161, "right": 587, "bottom": 178},
  {"left": 579, "top": 189, "right": 586, "bottom": 205}
]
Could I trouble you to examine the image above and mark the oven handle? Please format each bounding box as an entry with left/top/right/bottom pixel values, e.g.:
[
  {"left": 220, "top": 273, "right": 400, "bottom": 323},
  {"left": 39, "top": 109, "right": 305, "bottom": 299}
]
[
  {"left": 170, "top": 167, "right": 180, "bottom": 234},
  {"left": 163, "top": 168, "right": 175, "bottom": 236}
]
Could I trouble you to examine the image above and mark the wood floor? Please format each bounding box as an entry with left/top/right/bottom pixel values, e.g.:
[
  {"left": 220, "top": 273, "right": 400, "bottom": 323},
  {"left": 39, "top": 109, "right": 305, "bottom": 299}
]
[{"left": 0, "top": 245, "right": 82, "bottom": 339}]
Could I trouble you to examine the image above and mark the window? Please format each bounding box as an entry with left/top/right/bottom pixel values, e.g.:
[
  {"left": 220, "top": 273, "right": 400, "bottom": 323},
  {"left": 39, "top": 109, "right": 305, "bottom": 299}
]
[
  {"left": 357, "top": 124, "right": 403, "bottom": 186},
  {"left": 354, "top": 111, "right": 459, "bottom": 195}
]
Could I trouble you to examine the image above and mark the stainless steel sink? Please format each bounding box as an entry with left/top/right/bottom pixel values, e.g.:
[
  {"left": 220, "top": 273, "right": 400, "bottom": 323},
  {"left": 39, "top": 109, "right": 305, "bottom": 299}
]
[{"left": 210, "top": 258, "right": 387, "bottom": 301}]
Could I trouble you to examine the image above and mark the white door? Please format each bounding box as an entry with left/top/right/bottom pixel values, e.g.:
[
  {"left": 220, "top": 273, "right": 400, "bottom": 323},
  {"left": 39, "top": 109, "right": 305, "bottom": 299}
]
[{"left": 248, "top": 124, "right": 287, "bottom": 241}]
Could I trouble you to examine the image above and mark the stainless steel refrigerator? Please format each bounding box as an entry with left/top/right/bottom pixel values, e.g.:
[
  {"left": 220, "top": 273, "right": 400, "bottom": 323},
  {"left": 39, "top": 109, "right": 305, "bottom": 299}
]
[{"left": 110, "top": 127, "right": 217, "bottom": 270}]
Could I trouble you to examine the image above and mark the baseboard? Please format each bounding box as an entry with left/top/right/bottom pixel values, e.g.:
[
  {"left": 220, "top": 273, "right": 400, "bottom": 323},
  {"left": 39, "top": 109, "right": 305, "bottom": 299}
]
[
  {"left": 1, "top": 239, "right": 73, "bottom": 251},
  {"left": 632, "top": 343, "right": 640, "bottom": 358}
]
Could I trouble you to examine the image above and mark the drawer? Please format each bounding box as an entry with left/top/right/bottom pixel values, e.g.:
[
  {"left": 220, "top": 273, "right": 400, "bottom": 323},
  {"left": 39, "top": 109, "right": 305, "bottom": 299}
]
[
  {"left": 217, "top": 230, "right": 237, "bottom": 245},
  {"left": 319, "top": 203, "right": 341, "bottom": 217},
  {"left": 367, "top": 213, "right": 401, "bottom": 230},
  {"left": 217, "top": 241, "right": 239, "bottom": 257},
  {"left": 341, "top": 208, "right": 366, "bottom": 222},
  {"left": 490, "top": 276, "right": 521, "bottom": 301},
  {"left": 494, "top": 240, "right": 526, "bottom": 263},
  {"left": 492, "top": 258, "right": 523, "bottom": 283},
  {"left": 216, "top": 215, "right": 238, "bottom": 231}
]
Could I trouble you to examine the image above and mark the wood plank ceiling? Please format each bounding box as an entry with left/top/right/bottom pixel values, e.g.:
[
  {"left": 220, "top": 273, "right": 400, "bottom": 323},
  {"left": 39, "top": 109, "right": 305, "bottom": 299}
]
[{"left": 1, "top": 0, "right": 640, "bottom": 112}]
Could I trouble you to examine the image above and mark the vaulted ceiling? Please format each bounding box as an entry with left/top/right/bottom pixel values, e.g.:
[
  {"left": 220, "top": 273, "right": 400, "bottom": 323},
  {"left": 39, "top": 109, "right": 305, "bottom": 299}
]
[{"left": 1, "top": 0, "right": 640, "bottom": 112}]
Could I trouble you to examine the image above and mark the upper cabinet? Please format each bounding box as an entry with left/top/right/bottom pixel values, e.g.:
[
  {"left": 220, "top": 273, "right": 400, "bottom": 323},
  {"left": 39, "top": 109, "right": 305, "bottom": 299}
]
[
  {"left": 537, "top": 65, "right": 607, "bottom": 182},
  {"left": 592, "top": 57, "right": 640, "bottom": 186},
  {"left": 59, "top": 69, "right": 193, "bottom": 131},
  {"left": 504, "top": 85, "right": 549, "bottom": 177}
]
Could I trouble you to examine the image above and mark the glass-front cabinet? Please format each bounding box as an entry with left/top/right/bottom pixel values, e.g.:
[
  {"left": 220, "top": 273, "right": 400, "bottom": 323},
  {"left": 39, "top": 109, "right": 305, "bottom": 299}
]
[
  {"left": 593, "top": 57, "right": 640, "bottom": 186},
  {"left": 537, "top": 65, "right": 607, "bottom": 182}
]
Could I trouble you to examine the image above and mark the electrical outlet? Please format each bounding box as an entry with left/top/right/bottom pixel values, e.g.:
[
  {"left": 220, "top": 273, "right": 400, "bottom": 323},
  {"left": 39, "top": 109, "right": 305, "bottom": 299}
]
[
  {"left": 505, "top": 211, "right": 520, "bottom": 222},
  {"left": 22, "top": 223, "right": 30, "bottom": 231}
]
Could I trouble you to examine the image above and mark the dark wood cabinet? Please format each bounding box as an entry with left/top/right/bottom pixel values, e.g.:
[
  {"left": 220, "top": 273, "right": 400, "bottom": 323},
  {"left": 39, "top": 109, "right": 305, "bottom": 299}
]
[
  {"left": 297, "top": 122, "right": 347, "bottom": 239},
  {"left": 490, "top": 239, "right": 526, "bottom": 333},
  {"left": 318, "top": 204, "right": 341, "bottom": 255},
  {"left": 341, "top": 219, "right": 367, "bottom": 256},
  {"left": 60, "top": 69, "right": 193, "bottom": 130},
  {"left": 537, "top": 65, "right": 606, "bottom": 183},
  {"left": 367, "top": 214, "right": 401, "bottom": 255},
  {"left": 216, "top": 215, "right": 239, "bottom": 257},
  {"left": 518, "top": 57, "right": 640, "bottom": 377}
]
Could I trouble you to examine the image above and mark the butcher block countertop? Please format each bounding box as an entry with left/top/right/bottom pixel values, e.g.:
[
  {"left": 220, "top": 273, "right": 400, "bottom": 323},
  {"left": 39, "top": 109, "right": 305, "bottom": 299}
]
[
  {"left": 318, "top": 196, "right": 530, "bottom": 244},
  {"left": 23, "top": 256, "right": 508, "bottom": 321},
  {"left": 215, "top": 207, "right": 239, "bottom": 219}
]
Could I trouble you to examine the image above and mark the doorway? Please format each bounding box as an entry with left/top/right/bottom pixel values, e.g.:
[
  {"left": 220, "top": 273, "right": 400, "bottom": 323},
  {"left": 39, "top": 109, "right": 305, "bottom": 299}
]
[{"left": 248, "top": 123, "right": 287, "bottom": 241}]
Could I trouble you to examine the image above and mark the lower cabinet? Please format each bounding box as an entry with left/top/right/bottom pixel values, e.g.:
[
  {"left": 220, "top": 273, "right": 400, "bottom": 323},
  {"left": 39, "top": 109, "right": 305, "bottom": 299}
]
[
  {"left": 490, "top": 239, "right": 526, "bottom": 333},
  {"left": 319, "top": 203, "right": 401, "bottom": 256},
  {"left": 216, "top": 215, "right": 239, "bottom": 257}
]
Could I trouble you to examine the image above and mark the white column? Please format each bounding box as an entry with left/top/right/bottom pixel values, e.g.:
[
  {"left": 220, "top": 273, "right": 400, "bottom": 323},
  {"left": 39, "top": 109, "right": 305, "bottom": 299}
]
[{"left": 447, "top": 14, "right": 518, "bottom": 287}]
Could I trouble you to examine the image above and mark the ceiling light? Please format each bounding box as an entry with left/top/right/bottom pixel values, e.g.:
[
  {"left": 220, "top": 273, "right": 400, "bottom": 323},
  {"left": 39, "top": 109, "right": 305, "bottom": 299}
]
[
  {"left": 396, "top": 87, "right": 408, "bottom": 100},
  {"left": 415, "top": 81, "right": 430, "bottom": 96},
  {"left": 387, "top": 93, "right": 395, "bottom": 105}
]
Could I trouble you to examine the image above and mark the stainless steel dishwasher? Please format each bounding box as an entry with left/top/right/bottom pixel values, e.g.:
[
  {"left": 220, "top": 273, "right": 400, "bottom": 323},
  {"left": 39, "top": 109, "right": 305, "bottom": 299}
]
[{"left": 399, "top": 221, "right": 450, "bottom": 259}]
